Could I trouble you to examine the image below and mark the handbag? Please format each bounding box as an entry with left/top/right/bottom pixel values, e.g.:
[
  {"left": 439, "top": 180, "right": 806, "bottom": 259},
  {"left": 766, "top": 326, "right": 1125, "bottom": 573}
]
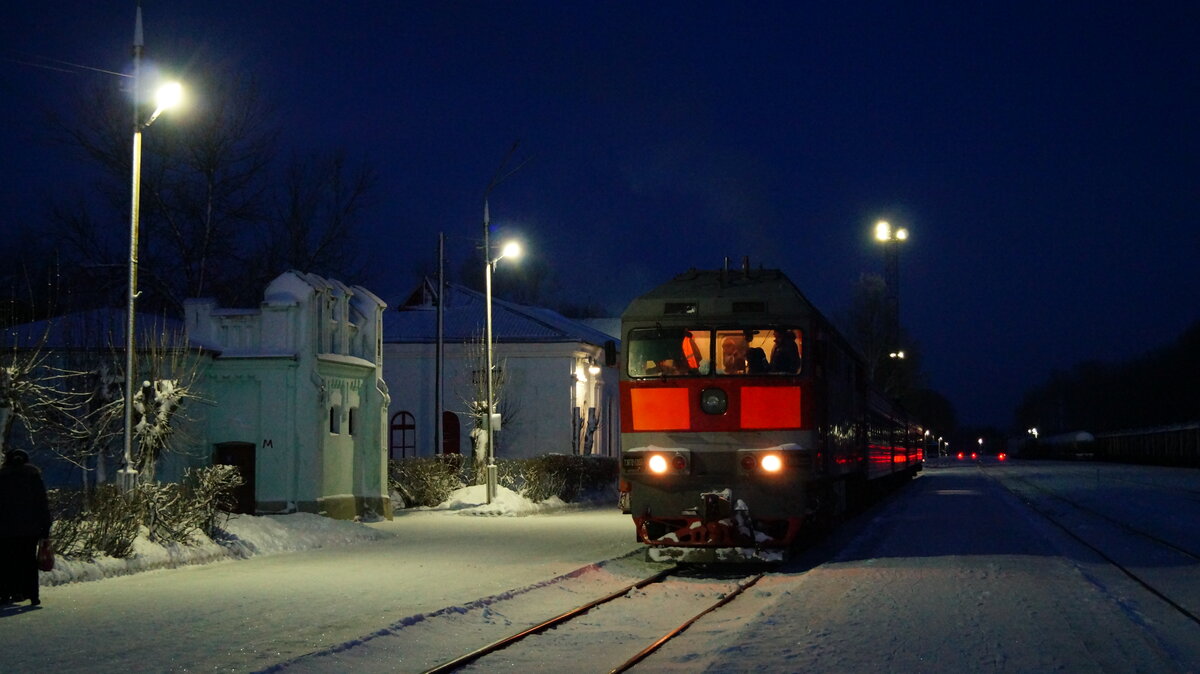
[{"left": 37, "top": 538, "right": 54, "bottom": 572}]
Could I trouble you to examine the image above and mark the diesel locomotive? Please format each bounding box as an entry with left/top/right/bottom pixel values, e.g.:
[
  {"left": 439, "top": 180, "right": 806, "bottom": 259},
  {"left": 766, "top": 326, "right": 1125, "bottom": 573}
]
[{"left": 618, "top": 264, "right": 922, "bottom": 562}]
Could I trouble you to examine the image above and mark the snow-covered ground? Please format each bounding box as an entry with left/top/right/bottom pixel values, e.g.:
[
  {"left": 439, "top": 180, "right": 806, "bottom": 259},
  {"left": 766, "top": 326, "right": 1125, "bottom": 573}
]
[
  {"left": 36, "top": 484, "right": 583, "bottom": 589},
  {"left": 4, "top": 462, "right": 1199, "bottom": 673}
]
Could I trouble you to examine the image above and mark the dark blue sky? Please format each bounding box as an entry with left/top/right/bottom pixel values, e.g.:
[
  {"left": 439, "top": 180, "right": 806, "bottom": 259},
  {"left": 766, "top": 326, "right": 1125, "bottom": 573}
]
[{"left": 2, "top": 2, "right": 1198, "bottom": 429}]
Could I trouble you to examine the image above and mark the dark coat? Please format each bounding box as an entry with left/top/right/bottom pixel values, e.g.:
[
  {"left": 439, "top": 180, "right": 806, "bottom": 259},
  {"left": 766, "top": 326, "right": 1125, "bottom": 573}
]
[{"left": 0, "top": 461, "right": 52, "bottom": 539}]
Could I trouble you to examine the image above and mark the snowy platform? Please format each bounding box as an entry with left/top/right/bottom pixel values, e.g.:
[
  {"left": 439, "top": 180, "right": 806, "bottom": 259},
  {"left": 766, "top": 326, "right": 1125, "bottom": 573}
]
[{"left": 3, "top": 466, "right": 1199, "bottom": 673}]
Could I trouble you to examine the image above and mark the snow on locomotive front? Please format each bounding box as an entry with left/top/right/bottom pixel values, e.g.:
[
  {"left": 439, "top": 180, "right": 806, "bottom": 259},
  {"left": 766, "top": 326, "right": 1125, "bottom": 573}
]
[{"left": 618, "top": 266, "right": 843, "bottom": 563}]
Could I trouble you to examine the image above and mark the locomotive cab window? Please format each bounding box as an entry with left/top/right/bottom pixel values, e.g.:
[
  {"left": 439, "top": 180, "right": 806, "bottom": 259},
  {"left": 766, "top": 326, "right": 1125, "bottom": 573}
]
[
  {"left": 628, "top": 327, "right": 802, "bottom": 377},
  {"left": 627, "top": 328, "right": 712, "bottom": 377},
  {"left": 716, "top": 328, "right": 803, "bottom": 375}
]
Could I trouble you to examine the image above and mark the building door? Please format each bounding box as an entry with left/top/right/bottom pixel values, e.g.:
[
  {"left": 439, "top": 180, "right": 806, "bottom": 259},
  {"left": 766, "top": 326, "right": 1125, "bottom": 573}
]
[
  {"left": 213, "top": 442, "right": 256, "bottom": 514},
  {"left": 442, "top": 411, "right": 461, "bottom": 455}
]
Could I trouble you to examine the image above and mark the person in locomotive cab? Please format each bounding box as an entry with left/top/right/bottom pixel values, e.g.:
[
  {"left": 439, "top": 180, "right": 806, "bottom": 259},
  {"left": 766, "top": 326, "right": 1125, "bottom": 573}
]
[
  {"left": 721, "top": 336, "right": 747, "bottom": 374},
  {"left": 680, "top": 331, "right": 704, "bottom": 374},
  {"left": 743, "top": 330, "right": 768, "bottom": 374},
  {"left": 769, "top": 329, "right": 801, "bottom": 373}
]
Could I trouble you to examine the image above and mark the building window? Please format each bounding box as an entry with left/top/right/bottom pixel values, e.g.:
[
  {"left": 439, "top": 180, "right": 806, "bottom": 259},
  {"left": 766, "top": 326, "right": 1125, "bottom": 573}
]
[
  {"left": 390, "top": 411, "right": 416, "bottom": 459},
  {"left": 329, "top": 405, "right": 341, "bottom": 434},
  {"left": 348, "top": 408, "right": 357, "bottom": 436}
]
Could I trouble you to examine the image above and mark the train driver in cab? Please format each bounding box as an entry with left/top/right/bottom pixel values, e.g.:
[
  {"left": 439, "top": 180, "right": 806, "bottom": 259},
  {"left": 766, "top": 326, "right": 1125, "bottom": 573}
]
[
  {"left": 769, "top": 329, "right": 801, "bottom": 373},
  {"left": 744, "top": 330, "right": 769, "bottom": 374}
]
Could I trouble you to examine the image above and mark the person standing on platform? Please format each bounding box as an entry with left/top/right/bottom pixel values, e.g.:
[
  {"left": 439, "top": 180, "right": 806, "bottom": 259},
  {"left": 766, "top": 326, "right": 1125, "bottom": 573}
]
[{"left": 0, "top": 449, "right": 52, "bottom": 607}]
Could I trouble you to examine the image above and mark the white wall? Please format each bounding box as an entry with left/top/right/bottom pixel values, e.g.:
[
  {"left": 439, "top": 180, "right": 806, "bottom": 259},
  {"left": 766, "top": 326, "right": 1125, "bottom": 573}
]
[{"left": 382, "top": 341, "right": 618, "bottom": 460}]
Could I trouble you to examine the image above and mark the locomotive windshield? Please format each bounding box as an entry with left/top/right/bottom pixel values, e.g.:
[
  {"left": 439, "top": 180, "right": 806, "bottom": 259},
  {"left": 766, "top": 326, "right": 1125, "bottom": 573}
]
[{"left": 627, "top": 327, "right": 802, "bottom": 377}]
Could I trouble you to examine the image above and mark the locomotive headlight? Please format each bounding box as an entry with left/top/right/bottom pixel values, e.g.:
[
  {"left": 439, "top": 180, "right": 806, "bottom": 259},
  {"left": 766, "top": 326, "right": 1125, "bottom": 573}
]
[
  {"left": 648, "top": 454, "right": 669, "bottom": 474},
  {"left": 700, "top": 388, "right": 728, "bottom": 415},
  {"left": 760, "top": 454, "right": 783, "bottom": 473}
]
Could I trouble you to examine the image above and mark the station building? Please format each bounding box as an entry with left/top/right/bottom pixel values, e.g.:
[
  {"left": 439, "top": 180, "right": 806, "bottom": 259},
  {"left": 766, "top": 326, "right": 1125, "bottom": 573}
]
[{"left": 382, "top": 280, "right": 619, "bottom": 461}]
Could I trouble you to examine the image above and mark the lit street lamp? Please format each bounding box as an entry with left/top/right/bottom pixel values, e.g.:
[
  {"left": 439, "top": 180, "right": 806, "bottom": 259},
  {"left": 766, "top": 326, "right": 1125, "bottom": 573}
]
[
  {"left": 122, "top": 11, "right": 182, "bottom": 488},
  {"left": 874, "top": 220, "right": 909, "bottom": 352},
  {"left": 482, "top": 199, "right": 521, "bottom": 504}
]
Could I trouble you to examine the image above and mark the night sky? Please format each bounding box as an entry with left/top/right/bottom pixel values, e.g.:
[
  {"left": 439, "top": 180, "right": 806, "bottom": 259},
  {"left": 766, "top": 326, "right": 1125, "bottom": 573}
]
[{"left": 2, "top": 2, "right": 1197, "bottom": 429}]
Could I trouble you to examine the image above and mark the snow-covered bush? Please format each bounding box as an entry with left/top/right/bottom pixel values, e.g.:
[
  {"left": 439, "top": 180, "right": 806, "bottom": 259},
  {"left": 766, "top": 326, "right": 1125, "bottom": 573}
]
[
  {"left": 61, "top": 485, "right": 141, "bottom": 559},
  {"left": 388, "top": 455, "right": 466, "bottom": 507},
  {"left": 47, "top": 466, "right": 243, "bottom": 559},
  {"left": 505, "top": 455, "right": 618, "bottom": 502},
  {"left": 186, "top": 464, "right": 243, "bottom": 537},
  {"left": 388, "top": 455, "right": 618, "bottom": 508}
]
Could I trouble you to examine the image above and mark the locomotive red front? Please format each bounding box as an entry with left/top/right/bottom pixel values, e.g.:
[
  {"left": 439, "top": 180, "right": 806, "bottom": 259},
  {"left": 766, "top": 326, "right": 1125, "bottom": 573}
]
[{"left": 618, "top": 266, "right": 921, "bottom": 563}]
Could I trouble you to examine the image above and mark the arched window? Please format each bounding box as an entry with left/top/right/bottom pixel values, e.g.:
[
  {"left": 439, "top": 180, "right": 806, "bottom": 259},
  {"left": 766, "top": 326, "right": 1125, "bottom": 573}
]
[{"left": 389, "top": 411, "right": 416, "bottom": 460}]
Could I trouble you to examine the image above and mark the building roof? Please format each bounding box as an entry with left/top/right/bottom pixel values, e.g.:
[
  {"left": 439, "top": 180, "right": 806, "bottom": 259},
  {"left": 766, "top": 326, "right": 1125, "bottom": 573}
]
[
  {"left": 384, "top": 280, "right": 617, "bottom": 349},
  {"left": 3, "top": 308, "right": 186, "bottom": 351}
]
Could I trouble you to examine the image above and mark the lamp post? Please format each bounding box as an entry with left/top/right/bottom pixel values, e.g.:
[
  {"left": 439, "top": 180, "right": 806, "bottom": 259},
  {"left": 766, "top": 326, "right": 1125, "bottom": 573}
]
[
  {"left": 874, "top": 220, "right": 909, "bottom": 351},
  {"left": 121, "top": 73, "right": 182, "bottom": 489},
  {"left": 482, "top": 199, "right": 521, "bottom": 504}
]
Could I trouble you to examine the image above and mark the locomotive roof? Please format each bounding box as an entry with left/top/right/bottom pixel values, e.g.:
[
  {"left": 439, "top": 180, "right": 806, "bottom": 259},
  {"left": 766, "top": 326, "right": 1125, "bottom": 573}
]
[{"left": 620, "top": 267, "right": 820, "bottom": 323}]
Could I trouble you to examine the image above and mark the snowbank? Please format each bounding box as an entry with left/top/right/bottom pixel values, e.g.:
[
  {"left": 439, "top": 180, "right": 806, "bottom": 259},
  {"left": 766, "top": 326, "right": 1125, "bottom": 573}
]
[
  {"left": 427, "top": 484, "right": 571, "bottom": 515},
  {"left": 40, "top": 484, "right": 591, "bottom": 587}
]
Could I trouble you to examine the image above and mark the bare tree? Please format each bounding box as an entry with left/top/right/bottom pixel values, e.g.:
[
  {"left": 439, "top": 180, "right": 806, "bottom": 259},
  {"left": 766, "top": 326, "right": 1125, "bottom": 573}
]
[
  {"left": 117, "top": 329, "right": 209, "bottom": 482},
  {"left": 43, "top": 54, "right": 378, "bottom": 316},
  {"left": 0, "top": 347, "right": 85, "bottom": 456},
  {"left": 259, "top": 150, "right": 377, "bottom": 287},
  {"left": 458, "top": 333, "right": 521, "bottom": 483}
]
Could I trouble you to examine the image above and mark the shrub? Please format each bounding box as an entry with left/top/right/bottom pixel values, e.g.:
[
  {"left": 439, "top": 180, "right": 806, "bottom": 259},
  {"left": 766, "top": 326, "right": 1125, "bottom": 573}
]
[
  {"left": 388, "top": 454, "right": 618, "bottom": 508},
  {"left": 187, "top": 464, "right": 243, "bottom": 537},
  {"left": 78, "top": 485, "right": 141, "bottom": 559},
  {"left": 388, "top": 455, "right": 465, "bottom": 507},
  {"left": 46, "top": 465, "right": 243, "bottom": 559},
  {"left": 517, "top": 455, "right": 618, "bottom": 502},
  {"left": 137, "top": 465, "right": 243, "bottom": 544}
]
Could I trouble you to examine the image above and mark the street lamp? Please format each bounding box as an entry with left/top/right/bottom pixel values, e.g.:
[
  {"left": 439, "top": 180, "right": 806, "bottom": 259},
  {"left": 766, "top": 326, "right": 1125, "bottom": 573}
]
[
  {"left": 121, "top": 78, "right": 182, "bottom": 489},
  {"left": 482, "top": 199, "right": 521, "bottom": 504},
  {"left": 874, "top": 220, "right": 908, "bottom": 351}
]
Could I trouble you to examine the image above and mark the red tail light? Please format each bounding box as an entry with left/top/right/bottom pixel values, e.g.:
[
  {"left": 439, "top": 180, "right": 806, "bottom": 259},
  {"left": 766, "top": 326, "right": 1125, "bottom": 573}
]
[
  {"left": 956, "top": 452, "right": 964, "bottom": 460},
  {"left": 998, "top": 453, "right": 1007, "bottom": 461}
]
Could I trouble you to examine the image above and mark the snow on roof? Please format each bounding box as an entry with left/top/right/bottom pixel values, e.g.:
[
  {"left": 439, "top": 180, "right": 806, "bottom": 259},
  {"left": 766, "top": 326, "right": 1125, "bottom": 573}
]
[
  {"left": 265, "top": 270, "right": 386, "bottom": 310},
  {"left": 385, "top": 282, "right": 618, "bottom": 348},
  {"left": 2, "top": 308, "right": 186, "bottom": 351}
]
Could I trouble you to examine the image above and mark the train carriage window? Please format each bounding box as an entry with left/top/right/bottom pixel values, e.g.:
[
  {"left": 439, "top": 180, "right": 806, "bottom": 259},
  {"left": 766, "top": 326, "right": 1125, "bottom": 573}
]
[
  {"left": 628, "top": 328, "right": 711, "bottom": 377},
  {"left": 715, "top": 328, "right": 803, "bottom": 375}
]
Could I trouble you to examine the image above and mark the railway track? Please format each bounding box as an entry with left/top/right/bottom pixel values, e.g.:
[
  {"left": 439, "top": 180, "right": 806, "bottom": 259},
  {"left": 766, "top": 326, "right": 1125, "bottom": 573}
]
[
  {"left": 422, "top": 566, "right": 766, "bottom": 673},
  {"left": 990, "top": 469, "right": 1200, "bottom": 629}
]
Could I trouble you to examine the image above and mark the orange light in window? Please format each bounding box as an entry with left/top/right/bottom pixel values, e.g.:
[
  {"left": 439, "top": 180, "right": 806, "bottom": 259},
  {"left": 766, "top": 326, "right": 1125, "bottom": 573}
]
[
  {"left": 630, "top": 388, "right": 690, "bottom": 431},
  {"left": 740, "top": 386, "right": 802, "bottom": 429}
]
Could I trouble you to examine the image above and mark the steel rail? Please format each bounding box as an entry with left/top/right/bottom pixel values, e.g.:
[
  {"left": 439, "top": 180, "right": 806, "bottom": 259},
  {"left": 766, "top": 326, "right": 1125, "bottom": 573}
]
[
  {"left": 610, "top": 572, "right": 766, "bottom": 674},
  {"left": 1004, "top": 472, "right": 1200, "bottom": 562},
  {"left": 989, "top": 470, "right": 1200, "bottom": 629},
  {"left": 421, "top": 566, "right": 677, "bottom": 674}
]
